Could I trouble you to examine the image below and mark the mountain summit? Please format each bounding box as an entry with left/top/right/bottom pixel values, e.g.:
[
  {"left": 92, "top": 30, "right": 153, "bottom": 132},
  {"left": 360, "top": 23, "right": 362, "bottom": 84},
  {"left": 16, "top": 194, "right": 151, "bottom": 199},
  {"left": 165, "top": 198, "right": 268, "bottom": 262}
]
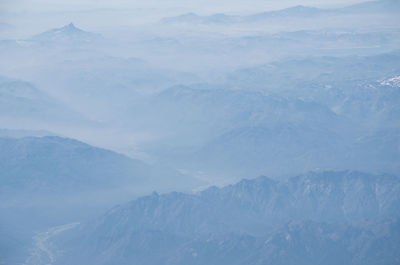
[
  {"left": 59, "top": 22, "right": 80, "bottom": 32},
  {"left": 31, "top": 23, "right": 101, "bottom": 43}
]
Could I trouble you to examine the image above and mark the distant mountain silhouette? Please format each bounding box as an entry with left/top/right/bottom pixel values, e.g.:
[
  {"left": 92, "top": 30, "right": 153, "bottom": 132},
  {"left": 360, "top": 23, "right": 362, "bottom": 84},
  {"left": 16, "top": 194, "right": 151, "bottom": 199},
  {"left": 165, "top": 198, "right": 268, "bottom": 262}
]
[
  {"left": 161, "top": 0, "right": 400, "bottom": 24},
  {"left": 32, "top": 23, "right": 101, "bottom": 42}
]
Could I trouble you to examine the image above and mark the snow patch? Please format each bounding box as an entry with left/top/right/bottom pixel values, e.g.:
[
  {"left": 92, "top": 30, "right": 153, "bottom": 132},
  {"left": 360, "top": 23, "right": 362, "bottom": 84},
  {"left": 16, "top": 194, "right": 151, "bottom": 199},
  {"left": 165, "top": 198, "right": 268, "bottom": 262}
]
[{"left": 380, "top": 76, "right": 400, "bottom": 88}]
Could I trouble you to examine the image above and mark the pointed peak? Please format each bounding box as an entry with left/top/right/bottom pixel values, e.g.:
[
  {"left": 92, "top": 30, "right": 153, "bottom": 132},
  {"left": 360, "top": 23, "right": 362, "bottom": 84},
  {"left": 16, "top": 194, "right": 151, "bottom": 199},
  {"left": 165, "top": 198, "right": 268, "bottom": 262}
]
[
  {"left": 31, "top": 22, "right": 101, "bottom": 42},
  {"left": 62, "top": 22, "right": 78, "bottom": 30}
]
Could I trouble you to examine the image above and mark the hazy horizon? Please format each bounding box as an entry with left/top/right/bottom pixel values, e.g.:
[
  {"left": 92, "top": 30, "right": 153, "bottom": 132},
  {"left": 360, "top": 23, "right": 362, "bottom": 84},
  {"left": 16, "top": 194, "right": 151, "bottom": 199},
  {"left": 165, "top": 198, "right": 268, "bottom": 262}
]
[
  {"left": 1, "top": 0, "right": 374, "bottom": 37},
  {"left": 1, "top": 0, "right": 399, "bottom": 264}
]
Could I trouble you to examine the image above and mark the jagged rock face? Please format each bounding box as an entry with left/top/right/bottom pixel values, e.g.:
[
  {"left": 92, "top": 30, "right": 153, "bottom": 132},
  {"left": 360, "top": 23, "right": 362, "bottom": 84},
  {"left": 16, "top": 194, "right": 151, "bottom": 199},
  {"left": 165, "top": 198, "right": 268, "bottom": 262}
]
[
  {"left": 53, "top": 171, "right": 400, "bottom": 265},
  {"left": 83, "top": 171, "right": 400, "bottom": 236}
]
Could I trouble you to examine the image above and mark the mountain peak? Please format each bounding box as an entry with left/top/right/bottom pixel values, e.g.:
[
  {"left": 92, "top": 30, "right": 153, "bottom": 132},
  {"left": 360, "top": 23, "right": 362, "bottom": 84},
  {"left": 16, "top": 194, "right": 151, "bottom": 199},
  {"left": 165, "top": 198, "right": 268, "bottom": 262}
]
[
  {"left": 31, "top": 22, "right": 100, "bottom": 42},
  {"left": 58, "top": 22, "right": 83, "bottom": 33},
  {"left": 65, "top": 22, "right": 77, "bottom": 29}
]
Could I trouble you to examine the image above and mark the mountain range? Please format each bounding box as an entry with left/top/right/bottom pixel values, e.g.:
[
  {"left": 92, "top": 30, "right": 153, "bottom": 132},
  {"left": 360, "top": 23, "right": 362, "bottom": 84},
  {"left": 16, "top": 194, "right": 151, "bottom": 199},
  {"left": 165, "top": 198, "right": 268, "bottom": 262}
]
[
  {"left": 49, "top": 171, "right": 400, "bottom": 265},
  {"left": 161, "top": 0, "right": 400, "bottom": 24},
  {"left": 0, "top": 2, "right": 399, "bottom": 264},
  {"left": 129, "top": 51, "right": 400, "bottom": 182},
  {"left": 0, "top": 135, "right": 202, "bottom": 264}
]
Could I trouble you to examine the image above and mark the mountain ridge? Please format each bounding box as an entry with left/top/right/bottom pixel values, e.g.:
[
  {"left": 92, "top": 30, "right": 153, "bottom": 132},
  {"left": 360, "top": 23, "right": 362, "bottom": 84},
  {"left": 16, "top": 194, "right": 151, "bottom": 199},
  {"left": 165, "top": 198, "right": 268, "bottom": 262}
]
[
  {"left": 161, "top": 0, "right": 400, "bottom": 24},
  {"left": 51, "top": 171, "right": 400, "bottom": 265}
]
